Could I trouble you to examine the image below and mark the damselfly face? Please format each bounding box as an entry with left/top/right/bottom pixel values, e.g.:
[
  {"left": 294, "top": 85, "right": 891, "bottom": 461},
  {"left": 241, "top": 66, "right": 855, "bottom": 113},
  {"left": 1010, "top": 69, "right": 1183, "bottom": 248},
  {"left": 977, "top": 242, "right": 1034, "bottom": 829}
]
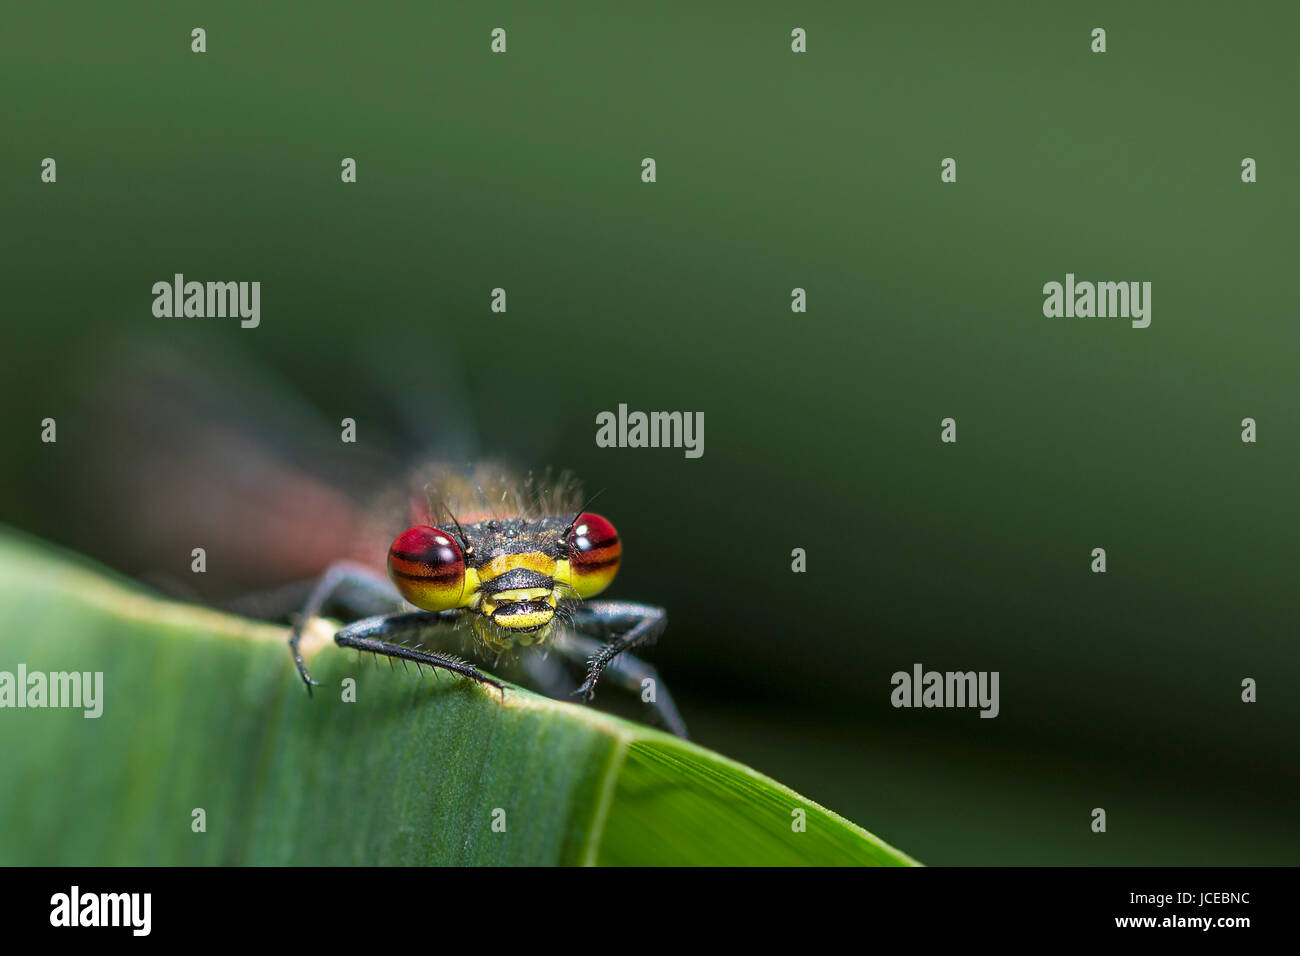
[
  {"left": 388, "top": 511, "right": 621, "bottom": 652},
  {"left": 376, "top": 466, "right": 622, "bottom": 652}
]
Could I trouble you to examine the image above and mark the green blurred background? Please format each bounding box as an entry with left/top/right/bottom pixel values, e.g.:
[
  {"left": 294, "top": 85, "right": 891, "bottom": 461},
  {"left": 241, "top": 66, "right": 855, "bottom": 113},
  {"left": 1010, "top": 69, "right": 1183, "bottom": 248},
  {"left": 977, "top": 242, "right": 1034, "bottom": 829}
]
[{"left": 1, "top": 1, "right": 1296, "bottom": 864}]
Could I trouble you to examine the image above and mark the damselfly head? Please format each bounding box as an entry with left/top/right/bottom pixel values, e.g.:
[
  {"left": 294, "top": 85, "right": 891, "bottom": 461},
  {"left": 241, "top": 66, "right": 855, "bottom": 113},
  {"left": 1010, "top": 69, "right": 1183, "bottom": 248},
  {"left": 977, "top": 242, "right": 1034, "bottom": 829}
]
[{"left": 387, "top": 508, "right": 622, "bottom": 652}]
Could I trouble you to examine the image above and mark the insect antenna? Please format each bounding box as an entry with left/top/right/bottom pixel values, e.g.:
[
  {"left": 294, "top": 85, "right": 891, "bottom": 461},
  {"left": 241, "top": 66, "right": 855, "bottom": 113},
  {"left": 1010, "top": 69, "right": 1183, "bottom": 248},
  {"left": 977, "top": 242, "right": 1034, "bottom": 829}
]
[
  {"left": 434, "top": 496, "right": 472, "bottom": 553},
  {"left": 563, "top": 488, "right": 607, "bottom": 537}
]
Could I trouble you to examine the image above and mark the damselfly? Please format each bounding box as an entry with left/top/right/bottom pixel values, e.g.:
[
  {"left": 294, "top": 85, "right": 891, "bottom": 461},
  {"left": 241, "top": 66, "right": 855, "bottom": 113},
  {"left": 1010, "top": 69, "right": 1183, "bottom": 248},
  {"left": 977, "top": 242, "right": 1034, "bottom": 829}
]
[
  {"left": 72, "top": 345, "right": 686, "bottom": 737},
  {"left": 287, "top": 464, "right": 687, "bottom": 737}
]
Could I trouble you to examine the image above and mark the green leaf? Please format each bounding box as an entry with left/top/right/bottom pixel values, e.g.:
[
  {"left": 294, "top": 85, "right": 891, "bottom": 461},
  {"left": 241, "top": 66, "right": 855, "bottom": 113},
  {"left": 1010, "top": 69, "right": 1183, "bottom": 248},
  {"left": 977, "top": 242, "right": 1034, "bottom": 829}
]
[{"left": 0, "top": 528, "right": 918, "bottom": 866}]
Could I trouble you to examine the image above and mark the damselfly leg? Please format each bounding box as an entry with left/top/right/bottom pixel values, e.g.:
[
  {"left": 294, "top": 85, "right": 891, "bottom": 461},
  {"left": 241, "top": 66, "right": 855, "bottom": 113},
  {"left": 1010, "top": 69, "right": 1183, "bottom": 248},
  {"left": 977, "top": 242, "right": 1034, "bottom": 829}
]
[
  {"left": 333, "top": 612, "right": 503, "bottom": 695},
  {"left": 553, "top": 616, "right": 687, "bottom": 738},
  {"left": 563, "top": 601, "right": 669, "bottom": 700},
  {"left": 288, "top": 560, "right": 401, "bottom": 693}
]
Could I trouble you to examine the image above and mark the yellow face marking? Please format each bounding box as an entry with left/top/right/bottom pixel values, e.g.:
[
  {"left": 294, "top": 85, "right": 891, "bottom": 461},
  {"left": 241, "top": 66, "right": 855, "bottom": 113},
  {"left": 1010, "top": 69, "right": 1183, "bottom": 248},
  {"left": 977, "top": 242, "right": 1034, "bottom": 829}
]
[
  {"left": 489, "top": 605, "right": 555, "bottom": 629},
  {"left": 470, "top": 552, "right": 560, "bottom": 635},
  {"left": 478, "top": 552, "right": 557, "bottom": 580},
  {"left": 460, "top": 567, "right": 483, "bottom": 607},
  {"left": 489, "top": 587, "right": 552, "bottom": 604}
]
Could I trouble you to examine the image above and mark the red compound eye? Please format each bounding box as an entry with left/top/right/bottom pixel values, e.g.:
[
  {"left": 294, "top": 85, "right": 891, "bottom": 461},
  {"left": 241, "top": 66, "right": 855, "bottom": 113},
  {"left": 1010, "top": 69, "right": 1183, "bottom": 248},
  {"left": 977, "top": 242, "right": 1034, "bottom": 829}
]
[
  {"left": 567, "top": 513, "right": 621, "bottom": 597},
  {"left": 387, "top": 526, "right": 466, "bottom": 611}
]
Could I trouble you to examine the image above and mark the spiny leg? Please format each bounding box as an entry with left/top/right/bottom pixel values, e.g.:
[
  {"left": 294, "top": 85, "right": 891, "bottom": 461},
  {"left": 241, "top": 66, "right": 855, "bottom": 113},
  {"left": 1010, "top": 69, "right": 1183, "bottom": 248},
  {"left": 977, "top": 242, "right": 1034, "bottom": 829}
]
[
  {"left": 553, "top": 631, "right": 687, "bottom": 738},
  {"left": 288, "top": 560, "right": 402, "bottom": 693},
  {"left": 559, "top": 601, "right": 680, "bottom": 727},
  {"left": 334, "top": 611, "right": 503, "bottom": 695},
  {"left": 565, "top": 602, "right": 668, "bottom": 698}
]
